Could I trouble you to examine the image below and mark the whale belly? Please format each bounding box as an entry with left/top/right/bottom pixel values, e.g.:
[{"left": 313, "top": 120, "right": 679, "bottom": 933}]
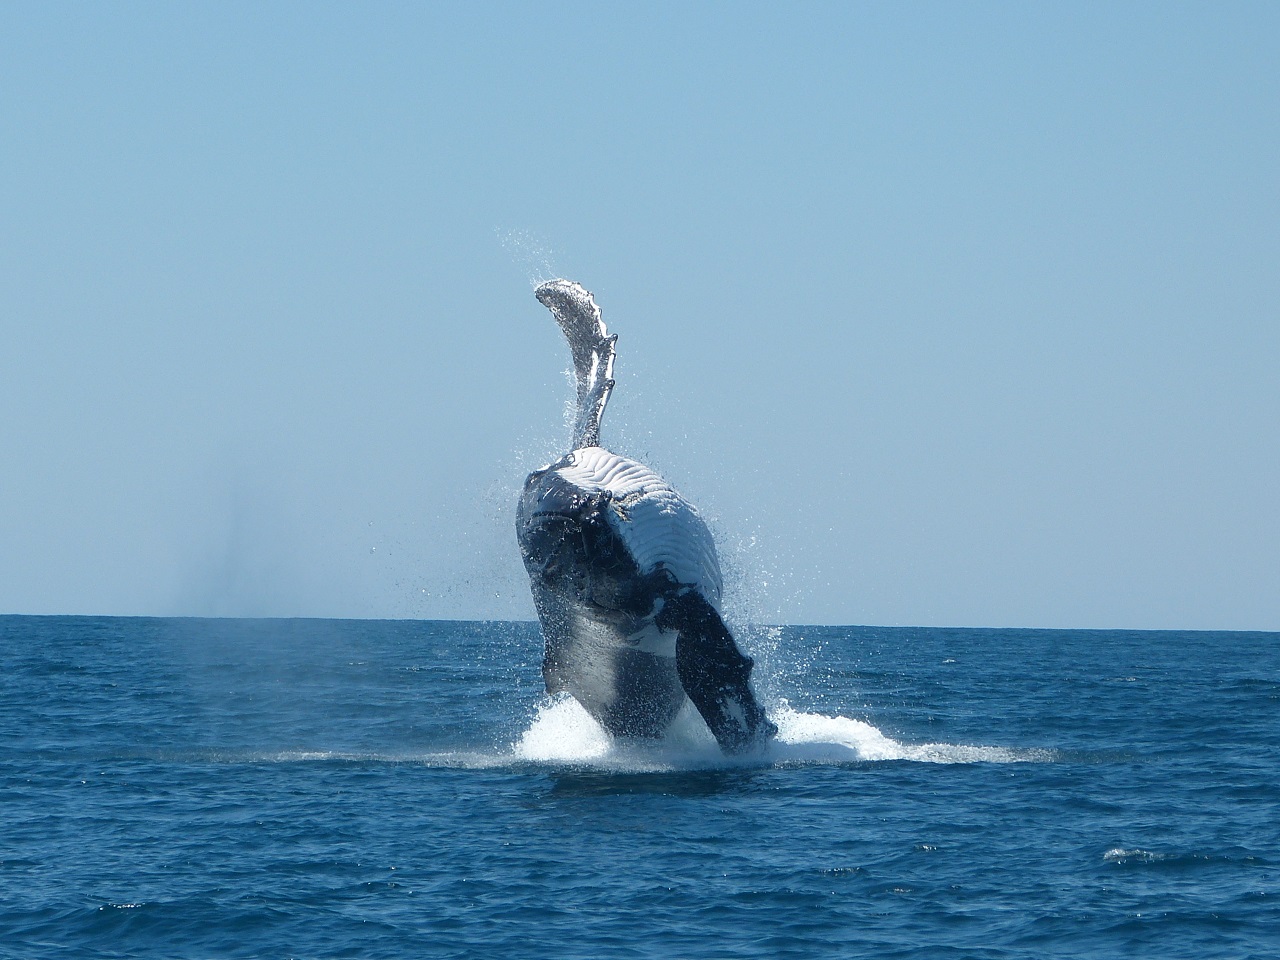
[{"left": 533, "top": 590, "right": 684, "bottom": 739}]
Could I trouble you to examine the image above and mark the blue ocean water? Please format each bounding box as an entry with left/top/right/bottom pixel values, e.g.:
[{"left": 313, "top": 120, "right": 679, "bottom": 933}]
[{"left": 1, "top": 616, "right": 1276, "bottom": 959}]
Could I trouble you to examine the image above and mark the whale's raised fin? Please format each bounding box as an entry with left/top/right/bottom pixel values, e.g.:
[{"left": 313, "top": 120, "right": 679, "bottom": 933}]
[
  {"left": 535, "top": 279, "right": 617, "bottom": 449},
  {"left": 657, "top": 591, "right": 778, "bottom": 754}
]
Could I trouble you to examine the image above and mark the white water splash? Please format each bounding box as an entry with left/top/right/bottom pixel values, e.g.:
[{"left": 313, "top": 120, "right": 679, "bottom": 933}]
[
  {"left": 510, "top": 695, "right": 1052, "bottom": 770},
  {"left": 770, "top": 703, "right": 1053, "bottom": 764},
  {"left": 514, "top": 694, "right": 615, "bottom": 762},
  {"left": 512, "top": 695, "right": 725, "bottom": 771}
]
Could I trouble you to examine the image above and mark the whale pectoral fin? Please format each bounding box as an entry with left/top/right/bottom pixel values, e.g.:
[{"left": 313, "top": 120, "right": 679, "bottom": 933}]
[
  {"left": 535, "top": 280, "right": 616, "bottom": 449},
  {"left": 657, "top": 592, "right": 777, "bottom": 754}
]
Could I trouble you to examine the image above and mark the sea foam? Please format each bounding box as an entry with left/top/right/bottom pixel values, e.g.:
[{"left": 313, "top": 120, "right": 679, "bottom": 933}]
[{"left": 511, "top": 695, "right": 1051, "bottom": 770}]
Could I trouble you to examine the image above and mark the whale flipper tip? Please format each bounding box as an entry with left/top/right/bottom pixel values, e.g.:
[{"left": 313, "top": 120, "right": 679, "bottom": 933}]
[{"left": 657, "top": 591, "right": 778, "bottom": 754}]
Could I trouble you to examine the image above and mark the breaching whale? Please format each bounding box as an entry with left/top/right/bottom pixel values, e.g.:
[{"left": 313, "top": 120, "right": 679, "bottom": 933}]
[{"left": 516, "top": 280, "right": 776, "bottom": 754}]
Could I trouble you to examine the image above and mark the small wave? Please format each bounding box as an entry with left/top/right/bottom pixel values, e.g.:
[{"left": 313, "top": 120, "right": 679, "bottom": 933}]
[
  {"left": 1103, "top": 848, "right": 1166, "bottom": 864},
  {"left": 149, "top": 748, "right": 515, "bottom": 769},
  {"left": 1101, "top": 847, "right": 1263, "bottom": 869}
]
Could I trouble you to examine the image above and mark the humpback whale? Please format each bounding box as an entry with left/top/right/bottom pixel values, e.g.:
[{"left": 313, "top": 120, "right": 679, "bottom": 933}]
[{"left": 516, "top": 280, "right": 776, "bottom": 754}]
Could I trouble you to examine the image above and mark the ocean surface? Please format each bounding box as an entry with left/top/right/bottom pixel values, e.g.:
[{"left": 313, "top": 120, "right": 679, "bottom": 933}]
[{"left": 2, "top": 615, "right": 1276, "bottom": 959}]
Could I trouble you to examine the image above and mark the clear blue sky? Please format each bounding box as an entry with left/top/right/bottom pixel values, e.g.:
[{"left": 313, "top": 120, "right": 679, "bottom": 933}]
[{"left": 2, "top": 2, "right": 1276, "bottom": 629}]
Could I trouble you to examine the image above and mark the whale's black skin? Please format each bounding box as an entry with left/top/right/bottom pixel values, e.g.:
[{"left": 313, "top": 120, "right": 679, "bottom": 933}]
[{"left": 516, "top": 280, "right": 776, "bottom": 754}]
